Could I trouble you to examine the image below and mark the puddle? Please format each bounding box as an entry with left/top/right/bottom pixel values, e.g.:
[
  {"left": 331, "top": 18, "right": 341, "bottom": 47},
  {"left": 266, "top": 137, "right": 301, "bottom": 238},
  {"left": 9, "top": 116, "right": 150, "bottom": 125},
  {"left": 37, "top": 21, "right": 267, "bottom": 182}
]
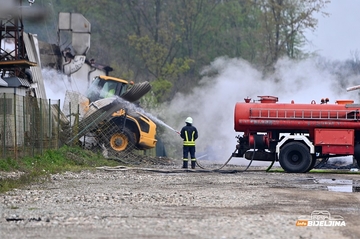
[{"left": 315, "top": 179, "right": 360, "bottom": 192}]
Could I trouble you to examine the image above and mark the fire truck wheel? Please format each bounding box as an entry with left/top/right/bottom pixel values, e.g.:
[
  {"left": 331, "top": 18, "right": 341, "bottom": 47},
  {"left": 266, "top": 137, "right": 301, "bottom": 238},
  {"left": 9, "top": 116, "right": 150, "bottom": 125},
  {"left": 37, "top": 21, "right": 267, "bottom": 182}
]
[
  {"left": 279, "top": 142, "right": 313, "bottom": 173},
  {"left": 305, "top": 155, "right": 317, "bottom": 172},
  {"left": 108, "top": 128, "right": 135, "bottom": 152}
]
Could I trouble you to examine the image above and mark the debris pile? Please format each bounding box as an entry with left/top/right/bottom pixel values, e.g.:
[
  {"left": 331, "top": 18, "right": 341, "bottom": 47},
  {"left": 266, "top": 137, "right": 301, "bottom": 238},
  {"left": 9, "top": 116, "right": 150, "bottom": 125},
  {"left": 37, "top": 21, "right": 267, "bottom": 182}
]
[{"left": 314, "top": 158, "right": 358, "bottom": 170}]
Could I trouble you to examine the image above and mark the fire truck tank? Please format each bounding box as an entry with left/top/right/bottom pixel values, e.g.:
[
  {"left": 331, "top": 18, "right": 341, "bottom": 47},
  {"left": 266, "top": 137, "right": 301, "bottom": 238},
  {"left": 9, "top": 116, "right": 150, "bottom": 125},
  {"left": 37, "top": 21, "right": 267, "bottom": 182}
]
[
  {"left": 232, "top": 96, "right": 360, "bottom": 173},
  {"left": 234, "top": 96, "right": 360, "bottom": 133}
]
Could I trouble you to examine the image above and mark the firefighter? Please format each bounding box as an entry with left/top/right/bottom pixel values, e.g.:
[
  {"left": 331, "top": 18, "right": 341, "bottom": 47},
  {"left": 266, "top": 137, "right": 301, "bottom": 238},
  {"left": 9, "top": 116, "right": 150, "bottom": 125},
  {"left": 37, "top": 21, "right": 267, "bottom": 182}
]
[{"left": 180, "top": 117, "right": 198, "bottom": 169}]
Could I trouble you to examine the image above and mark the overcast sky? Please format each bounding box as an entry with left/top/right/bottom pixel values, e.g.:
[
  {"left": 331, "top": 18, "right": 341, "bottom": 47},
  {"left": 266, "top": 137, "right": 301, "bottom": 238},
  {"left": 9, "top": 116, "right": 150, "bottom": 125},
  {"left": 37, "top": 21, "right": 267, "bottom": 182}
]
[{"left": 305, "top": 0, "right": 360, "bottom": 61}]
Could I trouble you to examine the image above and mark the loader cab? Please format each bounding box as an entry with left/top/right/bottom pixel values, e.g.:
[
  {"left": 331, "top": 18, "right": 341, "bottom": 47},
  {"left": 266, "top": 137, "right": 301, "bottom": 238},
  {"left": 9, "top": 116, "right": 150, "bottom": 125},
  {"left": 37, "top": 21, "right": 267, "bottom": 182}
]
[{"left": 86, "top": 75, "right": 129, "bottom": 103}]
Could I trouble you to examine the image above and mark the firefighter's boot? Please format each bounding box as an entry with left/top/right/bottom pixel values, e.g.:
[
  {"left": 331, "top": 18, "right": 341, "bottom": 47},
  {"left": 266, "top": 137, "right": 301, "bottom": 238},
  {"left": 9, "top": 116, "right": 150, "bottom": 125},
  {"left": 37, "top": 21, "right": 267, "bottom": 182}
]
[
  {"left": 191, "top": 160, "right": 196, "bottom": 169},
  {"left": 182, "top": 161, "right": 188, "bottom": 169}
]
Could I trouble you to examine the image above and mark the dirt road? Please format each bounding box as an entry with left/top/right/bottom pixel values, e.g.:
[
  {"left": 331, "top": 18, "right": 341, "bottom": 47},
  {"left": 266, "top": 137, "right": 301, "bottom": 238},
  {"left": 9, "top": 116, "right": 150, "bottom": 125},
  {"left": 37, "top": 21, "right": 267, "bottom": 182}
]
[{"left": 1, "top": 163, "right": 360, "bottom": 239}]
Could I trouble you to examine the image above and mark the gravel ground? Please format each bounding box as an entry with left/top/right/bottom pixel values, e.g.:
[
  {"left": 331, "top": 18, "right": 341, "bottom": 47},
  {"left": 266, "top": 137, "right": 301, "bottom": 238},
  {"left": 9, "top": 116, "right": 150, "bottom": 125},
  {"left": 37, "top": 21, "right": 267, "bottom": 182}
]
[{"left": 1, "top": 161, "right": 360, "bottom": 239}]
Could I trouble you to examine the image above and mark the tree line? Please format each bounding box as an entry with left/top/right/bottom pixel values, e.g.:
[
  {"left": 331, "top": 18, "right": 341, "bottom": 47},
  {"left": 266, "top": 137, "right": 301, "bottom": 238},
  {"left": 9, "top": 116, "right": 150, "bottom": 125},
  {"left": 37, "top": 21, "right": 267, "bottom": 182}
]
[{"left": 28, "top": 0, "right": 330, "bottom": 104}]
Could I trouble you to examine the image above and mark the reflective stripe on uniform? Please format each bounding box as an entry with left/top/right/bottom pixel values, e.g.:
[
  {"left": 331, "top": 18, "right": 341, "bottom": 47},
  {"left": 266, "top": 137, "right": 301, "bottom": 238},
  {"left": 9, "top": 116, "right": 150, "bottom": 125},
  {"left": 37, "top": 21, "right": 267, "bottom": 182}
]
[{"left": 183, "top": 131, "right": 195, "bottom": 146}]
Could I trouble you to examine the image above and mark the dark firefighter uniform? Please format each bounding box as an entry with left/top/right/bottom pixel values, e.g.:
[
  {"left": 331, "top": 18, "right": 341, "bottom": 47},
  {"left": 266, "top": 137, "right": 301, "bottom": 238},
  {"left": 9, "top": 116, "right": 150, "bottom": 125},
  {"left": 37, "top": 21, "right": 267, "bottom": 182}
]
[{"left": 180, "top": 117, "right": 198, "bottom": 169}]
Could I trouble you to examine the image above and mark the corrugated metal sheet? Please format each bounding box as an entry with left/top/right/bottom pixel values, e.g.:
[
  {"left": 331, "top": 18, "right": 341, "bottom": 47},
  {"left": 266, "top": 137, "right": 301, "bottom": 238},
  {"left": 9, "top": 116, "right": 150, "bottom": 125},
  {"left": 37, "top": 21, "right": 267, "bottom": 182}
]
[{"left": 23, "top": 32, "right": 47, "bottom": 99}]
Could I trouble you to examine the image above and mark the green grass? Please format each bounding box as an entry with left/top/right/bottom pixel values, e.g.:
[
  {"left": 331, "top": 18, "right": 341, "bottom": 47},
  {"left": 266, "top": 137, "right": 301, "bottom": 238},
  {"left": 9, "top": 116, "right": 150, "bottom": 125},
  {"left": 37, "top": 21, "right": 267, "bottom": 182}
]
[{"left": 0, "top": 146, "right": 120, "bottom": 193}]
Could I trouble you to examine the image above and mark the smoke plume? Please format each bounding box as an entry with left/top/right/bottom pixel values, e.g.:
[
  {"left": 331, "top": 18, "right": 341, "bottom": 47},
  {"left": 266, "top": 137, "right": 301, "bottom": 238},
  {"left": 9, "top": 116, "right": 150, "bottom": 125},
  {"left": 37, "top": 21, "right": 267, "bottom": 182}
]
[{"left": 158, "top": 56, "right": 360, "bottom": 165}]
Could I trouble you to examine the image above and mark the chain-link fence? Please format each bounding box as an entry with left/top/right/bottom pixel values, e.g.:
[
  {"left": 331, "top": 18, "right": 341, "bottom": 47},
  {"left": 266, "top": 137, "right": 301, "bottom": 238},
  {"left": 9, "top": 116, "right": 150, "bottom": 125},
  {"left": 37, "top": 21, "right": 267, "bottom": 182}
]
[
  {"left": 0, "top": 93, "right": 157, "bottom": 162},
  {"left": 0, "top": 93, "right": 60, "bottom": 159}
]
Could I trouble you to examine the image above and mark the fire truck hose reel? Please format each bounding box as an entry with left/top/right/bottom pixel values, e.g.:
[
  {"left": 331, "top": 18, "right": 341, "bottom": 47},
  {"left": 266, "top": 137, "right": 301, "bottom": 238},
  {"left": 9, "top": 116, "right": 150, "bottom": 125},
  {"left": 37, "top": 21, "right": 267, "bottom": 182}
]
[{"left": 249, "top": 134, "right": 268, "bottom": 149}]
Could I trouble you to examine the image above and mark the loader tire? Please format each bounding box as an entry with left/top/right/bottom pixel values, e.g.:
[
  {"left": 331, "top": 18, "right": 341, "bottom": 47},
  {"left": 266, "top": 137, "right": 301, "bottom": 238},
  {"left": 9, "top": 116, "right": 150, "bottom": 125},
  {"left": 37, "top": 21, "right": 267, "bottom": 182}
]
[
  {"left": 121, "top": 81, "right": 151, "bottom": 102},
  {"left": 108, "top": 128, "right": 136, "bottom": 152},
  {"left": 279, "top": 142, "right": 312, "bottom": 173}
]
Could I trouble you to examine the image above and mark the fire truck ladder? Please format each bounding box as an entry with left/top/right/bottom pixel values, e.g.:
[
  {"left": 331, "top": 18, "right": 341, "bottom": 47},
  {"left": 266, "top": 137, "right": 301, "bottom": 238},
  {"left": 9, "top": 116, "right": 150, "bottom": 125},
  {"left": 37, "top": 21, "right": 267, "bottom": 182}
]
[{"left": 249, "top": 108, "right": 359, "bottom": 121}]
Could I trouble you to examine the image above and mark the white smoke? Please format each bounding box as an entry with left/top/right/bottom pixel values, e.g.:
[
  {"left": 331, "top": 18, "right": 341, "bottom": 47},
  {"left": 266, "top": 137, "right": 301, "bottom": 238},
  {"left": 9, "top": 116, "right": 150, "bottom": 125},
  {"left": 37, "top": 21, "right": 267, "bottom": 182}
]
[
  {"left": 40, "top": 57, "right": 358, "bottom": 166},
  {"left": 159, "top": 56, "right": 360, "bottom": 165},
  {"left": 42, "top": 68, "right": 90, "bottom": 109}
]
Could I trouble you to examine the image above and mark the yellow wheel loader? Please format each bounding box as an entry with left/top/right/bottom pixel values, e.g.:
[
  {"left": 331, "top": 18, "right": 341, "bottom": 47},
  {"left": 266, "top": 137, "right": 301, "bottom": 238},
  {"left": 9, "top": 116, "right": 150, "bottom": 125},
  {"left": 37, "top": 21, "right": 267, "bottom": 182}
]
[{"left": 66, "top": 75, "right": 157, "bottom": 154}]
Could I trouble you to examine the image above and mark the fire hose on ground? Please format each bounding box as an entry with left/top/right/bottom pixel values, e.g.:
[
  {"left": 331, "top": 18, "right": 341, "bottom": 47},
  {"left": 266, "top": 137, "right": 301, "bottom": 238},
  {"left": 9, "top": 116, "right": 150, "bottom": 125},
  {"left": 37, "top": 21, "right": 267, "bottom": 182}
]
[
  {"left": 174, "top": 129, "right": 277, "bottom": 172},
  {"left": 195, "top": 139, "right": 275, "bottom": 172},
  {"left": 97, "top": 130, "right": 276, "bottom": 173}
]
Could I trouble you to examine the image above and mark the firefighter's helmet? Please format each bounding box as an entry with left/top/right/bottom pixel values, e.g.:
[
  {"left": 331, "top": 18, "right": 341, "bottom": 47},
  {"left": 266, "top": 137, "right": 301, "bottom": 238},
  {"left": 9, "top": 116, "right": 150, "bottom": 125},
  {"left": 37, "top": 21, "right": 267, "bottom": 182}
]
[{"left": 185, "top": 117, "right": 193, "bottom": 124}]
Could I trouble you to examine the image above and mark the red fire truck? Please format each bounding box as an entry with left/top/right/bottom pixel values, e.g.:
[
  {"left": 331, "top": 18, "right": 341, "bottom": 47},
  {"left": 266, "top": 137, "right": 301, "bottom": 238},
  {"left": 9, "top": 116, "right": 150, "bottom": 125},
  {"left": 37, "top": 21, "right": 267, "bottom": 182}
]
[{"left": 233, "top": 95, "right": 360, "bottom": 173}]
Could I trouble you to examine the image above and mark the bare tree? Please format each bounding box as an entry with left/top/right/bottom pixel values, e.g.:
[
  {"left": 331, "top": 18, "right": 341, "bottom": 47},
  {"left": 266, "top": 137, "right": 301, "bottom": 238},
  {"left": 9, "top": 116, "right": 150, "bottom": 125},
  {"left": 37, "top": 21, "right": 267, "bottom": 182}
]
[{"left": 257, "top": 0, "right": 330, "bottom": 67}]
